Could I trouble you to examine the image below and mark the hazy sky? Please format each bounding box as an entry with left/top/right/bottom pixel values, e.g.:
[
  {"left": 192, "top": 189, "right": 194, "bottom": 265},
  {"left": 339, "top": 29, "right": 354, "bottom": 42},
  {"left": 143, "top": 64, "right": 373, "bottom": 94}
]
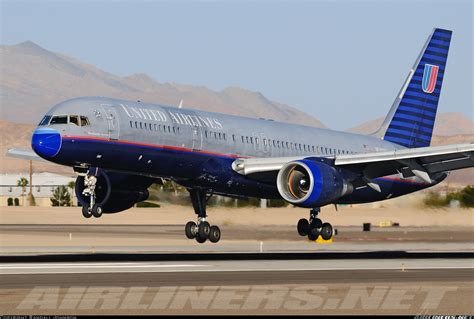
[{"left": 1, "top": 0, "right": 472, "bottom": 129}]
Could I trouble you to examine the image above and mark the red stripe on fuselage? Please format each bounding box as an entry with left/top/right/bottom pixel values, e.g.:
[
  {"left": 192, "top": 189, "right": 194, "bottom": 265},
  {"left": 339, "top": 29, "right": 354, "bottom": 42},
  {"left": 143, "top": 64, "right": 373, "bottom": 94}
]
[{"left": 62, "top": 135, "right": 247, "bottom": 159}]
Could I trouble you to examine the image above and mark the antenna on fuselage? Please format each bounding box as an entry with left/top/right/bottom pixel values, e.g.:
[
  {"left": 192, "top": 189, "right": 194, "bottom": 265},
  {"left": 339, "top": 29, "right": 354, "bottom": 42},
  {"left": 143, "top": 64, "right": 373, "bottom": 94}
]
[{"left": 178, "top": 99, "right": 183, "bottom": 109}]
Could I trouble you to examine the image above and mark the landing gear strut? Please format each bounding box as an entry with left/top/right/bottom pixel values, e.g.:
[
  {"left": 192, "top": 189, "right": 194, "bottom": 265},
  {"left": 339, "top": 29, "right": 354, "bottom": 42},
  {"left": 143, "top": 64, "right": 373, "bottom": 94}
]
[
  {"left": 81, "top": 169, "right": 103, "bottom": 219},
  {"left": 184, "top": 188, "right": 221, "bottom": 243},
  {"left": 297, "top": 208, "right": 333, "bottom": 241}
]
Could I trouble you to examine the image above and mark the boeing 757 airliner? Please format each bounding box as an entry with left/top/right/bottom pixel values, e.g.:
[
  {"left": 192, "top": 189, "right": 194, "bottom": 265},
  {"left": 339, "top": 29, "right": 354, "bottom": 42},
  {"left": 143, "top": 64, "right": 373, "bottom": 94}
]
[{"left": 9, "top": 28, "right": 473, "bottom": 243}]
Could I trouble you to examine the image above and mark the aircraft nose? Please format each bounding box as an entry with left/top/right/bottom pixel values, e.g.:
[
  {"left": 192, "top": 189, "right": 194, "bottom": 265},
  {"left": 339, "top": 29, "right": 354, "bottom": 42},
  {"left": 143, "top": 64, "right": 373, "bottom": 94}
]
[{"left": 31, "top": 128, "right": 62, "bottom": 158}]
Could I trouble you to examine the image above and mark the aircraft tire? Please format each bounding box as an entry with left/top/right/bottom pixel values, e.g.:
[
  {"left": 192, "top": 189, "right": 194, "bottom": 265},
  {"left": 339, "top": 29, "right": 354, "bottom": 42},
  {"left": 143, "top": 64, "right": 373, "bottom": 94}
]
[
  {"left": 321, "top": 223, "right": 333, "bottom": 240},
  {"left": 185, "top": 221, "right": 197, "bottom": 239},
  {"left": 209, "top": 225, "right": 221, "bottom": 243},
  {"left": 308, "top": 227, "right": 319, "bottom": 241},
  {"left": 195, "top": 234, "right": 207, "bottom": 243},
  {"left": 311, "top": 218, "right": 323, "bottom": 229},
  {"left": 297, "top": 218, "right": 310, "bottom": 236},
  {"left": 198, "top": 221, "right": 211, "bottom": 239},
  {"left": 82, "top": 205, "right": 92, "bottom": 218},
  {"left": 91, "top": 205, "right": 103, "bottom": 218}
]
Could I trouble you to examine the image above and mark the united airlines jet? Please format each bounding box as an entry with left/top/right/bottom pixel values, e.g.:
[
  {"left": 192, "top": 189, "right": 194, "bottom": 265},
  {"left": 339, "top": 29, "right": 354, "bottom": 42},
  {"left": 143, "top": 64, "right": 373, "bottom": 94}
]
[{"left": 9, "top": 28, "right": 473, "bottom": 243}]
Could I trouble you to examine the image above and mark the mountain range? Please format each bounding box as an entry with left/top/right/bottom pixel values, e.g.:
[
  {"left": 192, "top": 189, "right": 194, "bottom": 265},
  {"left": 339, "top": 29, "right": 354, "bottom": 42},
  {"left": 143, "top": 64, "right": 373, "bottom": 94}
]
[
  {"left": 348, "top": 112, "right": 472, "bottom": 136},
  {"left": 0, "top": 41, "right": 325, "bottom": 128}
]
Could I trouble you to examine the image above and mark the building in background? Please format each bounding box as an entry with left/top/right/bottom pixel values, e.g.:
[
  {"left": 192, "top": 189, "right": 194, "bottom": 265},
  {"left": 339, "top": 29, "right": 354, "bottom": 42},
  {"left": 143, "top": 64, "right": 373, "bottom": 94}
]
[{"left": 0, "top": 172, "right": 75, "bottom": 207}]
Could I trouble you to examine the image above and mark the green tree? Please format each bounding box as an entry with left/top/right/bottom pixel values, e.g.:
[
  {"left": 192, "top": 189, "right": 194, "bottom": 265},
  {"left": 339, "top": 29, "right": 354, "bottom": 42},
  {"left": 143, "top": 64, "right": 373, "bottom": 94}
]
[
  {"left": 423, "top": 192, "right": 448, "bottom": 207},
  {"left": 67, "top": 180, "right": 76, "bottom": 206},
  {"left": 67, "top": 180, "right": 75, "bottom": 192},
  {"left": 459, "top": 185, "right": 474, "bottom": 208},
  {"left": 16, "top": 177, "right": 28, "bottom": 206},
  {"left": 50, "top": 186, "right": 72, "bottom": 207}
]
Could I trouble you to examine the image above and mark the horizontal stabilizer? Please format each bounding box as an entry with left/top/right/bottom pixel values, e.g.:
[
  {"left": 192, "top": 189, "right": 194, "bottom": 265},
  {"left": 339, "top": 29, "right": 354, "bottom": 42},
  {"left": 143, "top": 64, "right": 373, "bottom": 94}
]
[{"left": 6, "top": 148, "right": 46, "bottom": 162}]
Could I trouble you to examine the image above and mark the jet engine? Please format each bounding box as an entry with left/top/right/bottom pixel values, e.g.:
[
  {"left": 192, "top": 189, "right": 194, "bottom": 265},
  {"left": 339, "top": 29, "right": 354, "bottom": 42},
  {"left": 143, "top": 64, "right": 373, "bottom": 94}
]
[
  {"left": 75, "top": 169, "right": 153, "bottom": 214},
  {"left": 276, "top": 159, "right": 353, "bottom": 208}
]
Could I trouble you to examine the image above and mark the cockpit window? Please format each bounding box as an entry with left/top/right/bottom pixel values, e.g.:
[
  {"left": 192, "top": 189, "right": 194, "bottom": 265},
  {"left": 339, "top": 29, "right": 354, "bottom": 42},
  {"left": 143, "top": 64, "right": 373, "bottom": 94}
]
[
  {"left": 38, "top": 115, "right": 51, "bottom": 126},
  {"left": 80, "top": 116, "right": 90, "bottom": 126},
  {"left": 69, "top": 115, "right": 80, "bottom": 126},
  {"left": 47, "top": 115, "right": 90, "bottom": 126},
  {"left": 50, "top": 115, "right": 68, "bottom": 125}
]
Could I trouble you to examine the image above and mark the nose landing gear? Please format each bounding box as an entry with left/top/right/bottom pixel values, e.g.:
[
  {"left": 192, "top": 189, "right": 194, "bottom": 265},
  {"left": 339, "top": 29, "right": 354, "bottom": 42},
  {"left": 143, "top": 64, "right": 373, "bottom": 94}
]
[
  {"left": 297, "top": 207, "right": 334, "bottom": 241},
  {"left": 184, "top": 188, "right": 221, "bottom": 243},
  {"left": 81, "top": 169, "right": 103, "bottom": 218}
]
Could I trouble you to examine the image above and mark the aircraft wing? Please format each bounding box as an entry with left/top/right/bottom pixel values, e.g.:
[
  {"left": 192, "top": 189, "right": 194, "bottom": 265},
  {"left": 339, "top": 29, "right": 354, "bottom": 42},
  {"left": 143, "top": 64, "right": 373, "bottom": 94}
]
[
  {"left": 6, "top": 148, "right": 47, "bottom": 162},
  {"left": 232, "top": 143, "right": 474, "bottom": 184}
]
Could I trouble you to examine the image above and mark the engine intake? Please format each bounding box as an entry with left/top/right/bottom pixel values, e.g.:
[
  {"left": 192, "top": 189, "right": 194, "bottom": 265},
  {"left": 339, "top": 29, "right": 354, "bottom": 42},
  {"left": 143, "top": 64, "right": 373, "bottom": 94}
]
[{"left": 277, "top": 159, "right": 352, "bottom": 208}]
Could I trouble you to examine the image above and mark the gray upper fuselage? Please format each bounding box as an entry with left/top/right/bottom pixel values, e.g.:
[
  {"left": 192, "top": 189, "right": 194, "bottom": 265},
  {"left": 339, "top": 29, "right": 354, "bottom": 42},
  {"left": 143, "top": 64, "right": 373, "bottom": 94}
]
[{"left": 40, "top": 96, "right": 402, "bottom": 161}]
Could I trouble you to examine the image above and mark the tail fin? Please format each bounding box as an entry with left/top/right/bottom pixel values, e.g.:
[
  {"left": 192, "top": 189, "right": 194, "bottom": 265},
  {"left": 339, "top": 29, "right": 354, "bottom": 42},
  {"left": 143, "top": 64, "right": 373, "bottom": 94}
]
[{"left": 374, "top": 28, "right": 452, "bottom": 148}]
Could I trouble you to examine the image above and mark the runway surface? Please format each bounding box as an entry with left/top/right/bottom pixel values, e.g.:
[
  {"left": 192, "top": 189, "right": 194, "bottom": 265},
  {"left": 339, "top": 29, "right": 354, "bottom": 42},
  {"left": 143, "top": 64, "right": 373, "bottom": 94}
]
[
  {"left": 1, "top": 253, "right": 473, "bottom": 315},
  {"left": 2, "top": 224, "right": 473, "bottom": 255},
  {"left": 1, "top": 223, "right": 473, "bottom": 314}
]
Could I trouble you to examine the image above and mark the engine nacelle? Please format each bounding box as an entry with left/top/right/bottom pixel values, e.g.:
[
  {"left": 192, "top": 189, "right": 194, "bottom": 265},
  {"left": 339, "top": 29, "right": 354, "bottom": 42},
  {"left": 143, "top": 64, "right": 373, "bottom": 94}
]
[
  {"left": 75, "top": 169, "right": 152, "bottom": 214},
  {"left": 276, "top": 159, "right": 352, "bottom": 208}
]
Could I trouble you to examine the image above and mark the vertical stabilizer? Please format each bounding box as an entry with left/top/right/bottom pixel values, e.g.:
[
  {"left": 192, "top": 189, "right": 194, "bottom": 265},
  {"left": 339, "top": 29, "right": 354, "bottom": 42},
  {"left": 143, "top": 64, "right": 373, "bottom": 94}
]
[{"left": 374, "top": 28, "right": 452, "bottom": 148}]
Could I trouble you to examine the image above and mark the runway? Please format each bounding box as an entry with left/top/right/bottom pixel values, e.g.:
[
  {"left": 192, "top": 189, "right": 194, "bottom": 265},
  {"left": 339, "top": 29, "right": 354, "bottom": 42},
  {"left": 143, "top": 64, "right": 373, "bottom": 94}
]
[
  {"left": 1, "top": 253, "right": 473, "bottom": 315},
  {"left": 1, "top": 222, "right": 473, "bottom": 314},
  {"left": 2, "top": 224, "right": 473, "bottom": 255}
]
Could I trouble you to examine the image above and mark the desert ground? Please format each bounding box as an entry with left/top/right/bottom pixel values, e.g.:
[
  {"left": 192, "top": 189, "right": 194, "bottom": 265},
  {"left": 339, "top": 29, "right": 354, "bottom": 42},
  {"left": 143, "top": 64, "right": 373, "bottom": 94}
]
[{"left": 1, "top": 200, "right": 473, "bottom": 227}]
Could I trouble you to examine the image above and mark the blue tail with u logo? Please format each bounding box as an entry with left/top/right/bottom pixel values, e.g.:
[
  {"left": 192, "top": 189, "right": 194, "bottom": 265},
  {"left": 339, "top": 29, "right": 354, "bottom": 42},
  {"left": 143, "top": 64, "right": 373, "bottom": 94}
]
[{"left": 375, "top": 28, "right": 452, "bottom": 148}]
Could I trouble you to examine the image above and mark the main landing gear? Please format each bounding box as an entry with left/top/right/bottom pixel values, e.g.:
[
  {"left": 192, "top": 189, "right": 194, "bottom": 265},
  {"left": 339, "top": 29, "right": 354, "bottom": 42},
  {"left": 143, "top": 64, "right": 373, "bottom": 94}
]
[
  {"left": 297, "top": 207, "right": 333, "bottom": 241},
  {"left": 184, "top": 189, "right": 221, "bottom": 244},
  {"left": 81, "top": 169, "right": 103, "bottom": 219}
]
